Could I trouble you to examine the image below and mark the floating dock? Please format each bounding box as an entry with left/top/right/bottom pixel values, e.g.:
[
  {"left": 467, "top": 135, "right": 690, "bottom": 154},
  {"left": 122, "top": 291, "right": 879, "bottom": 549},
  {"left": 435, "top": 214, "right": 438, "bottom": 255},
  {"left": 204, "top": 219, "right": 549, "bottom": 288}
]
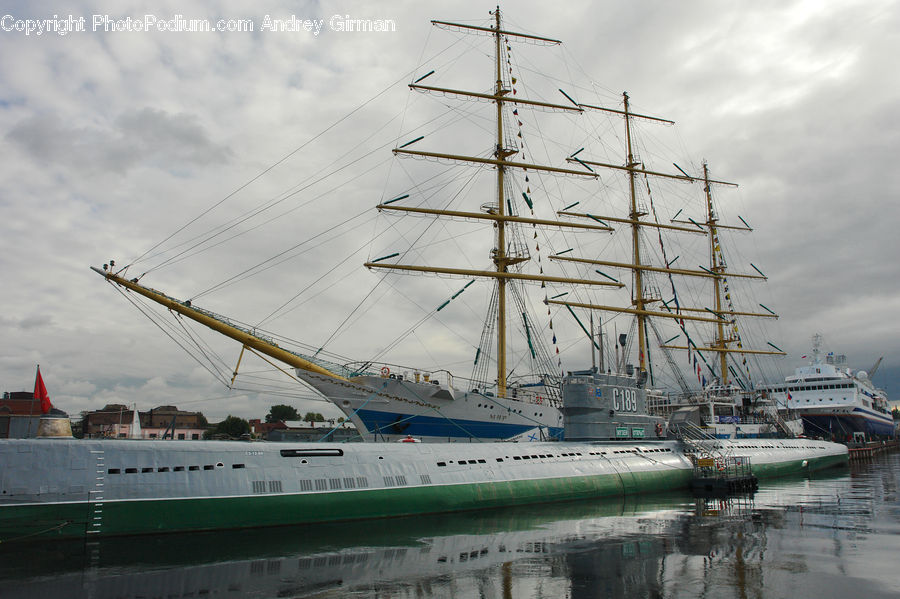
[{"left": 690, "top": 456, "right": 759, "bottom": 495}]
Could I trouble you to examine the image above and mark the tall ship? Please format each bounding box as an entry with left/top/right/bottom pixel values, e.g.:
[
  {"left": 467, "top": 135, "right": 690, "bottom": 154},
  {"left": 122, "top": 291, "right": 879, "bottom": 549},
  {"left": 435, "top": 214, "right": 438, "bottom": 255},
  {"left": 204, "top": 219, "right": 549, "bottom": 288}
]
[
  {"left": 274, "top": 12, "right": 789, "bottom": 440},
  {"left": 73, "top": 9, "right": 791, "bottom": 443},
  {"left": 762, "top": 335, "right": 894, "bottom": 439}
]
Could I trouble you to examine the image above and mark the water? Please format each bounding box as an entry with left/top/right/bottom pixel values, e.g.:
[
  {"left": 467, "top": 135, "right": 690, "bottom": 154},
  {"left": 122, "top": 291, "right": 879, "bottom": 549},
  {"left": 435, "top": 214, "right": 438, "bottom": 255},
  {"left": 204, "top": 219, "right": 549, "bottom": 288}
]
[{"left": 3, "top": 452, "right": 898, "bottom": 598}]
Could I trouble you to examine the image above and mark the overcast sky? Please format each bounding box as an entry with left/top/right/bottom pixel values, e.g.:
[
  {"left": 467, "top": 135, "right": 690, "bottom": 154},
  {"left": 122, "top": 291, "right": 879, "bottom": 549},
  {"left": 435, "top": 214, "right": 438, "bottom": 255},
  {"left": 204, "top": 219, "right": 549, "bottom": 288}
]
[{"left": 2, "top": 0, "right": 899, "bottom": 422}]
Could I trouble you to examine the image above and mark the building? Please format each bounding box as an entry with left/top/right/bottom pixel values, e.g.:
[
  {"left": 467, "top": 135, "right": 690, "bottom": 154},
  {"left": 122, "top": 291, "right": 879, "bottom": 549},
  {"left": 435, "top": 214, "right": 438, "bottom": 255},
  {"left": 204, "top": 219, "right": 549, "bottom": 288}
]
[
  {"left": 265, "top": 419, "right": 361, "bottom": 442},
  {"left": 248, "top": 419, "right": 287, "bottom": 438},
  {"left": 82, "top": 404, "right": 208, "bottom": 440},
  {"left": 0, "top": 391, "right": 43, "bottom": 438}
]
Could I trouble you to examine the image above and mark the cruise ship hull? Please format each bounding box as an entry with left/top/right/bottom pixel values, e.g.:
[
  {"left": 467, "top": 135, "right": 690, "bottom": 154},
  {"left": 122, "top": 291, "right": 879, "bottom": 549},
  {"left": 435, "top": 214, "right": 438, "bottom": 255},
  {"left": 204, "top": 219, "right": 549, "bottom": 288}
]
[
  {"left": 0, "top": 437, "right": 847, "bottom": 541},
  {"left": 799, "top": 406, "right": 896, "bottom": 438}
]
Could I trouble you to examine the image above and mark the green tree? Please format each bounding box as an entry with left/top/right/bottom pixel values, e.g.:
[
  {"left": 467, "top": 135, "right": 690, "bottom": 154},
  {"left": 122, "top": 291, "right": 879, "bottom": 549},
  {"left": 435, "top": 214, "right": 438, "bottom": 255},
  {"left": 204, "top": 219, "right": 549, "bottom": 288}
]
[
  {"left": 303, "top": 412, "right": 325, "bottom": 424},
  {"left": 203, "top": 415, "right": 250, "bottom": 439},
  {"left": 266, "top": 404, "right": 300, "bottom": 423}
]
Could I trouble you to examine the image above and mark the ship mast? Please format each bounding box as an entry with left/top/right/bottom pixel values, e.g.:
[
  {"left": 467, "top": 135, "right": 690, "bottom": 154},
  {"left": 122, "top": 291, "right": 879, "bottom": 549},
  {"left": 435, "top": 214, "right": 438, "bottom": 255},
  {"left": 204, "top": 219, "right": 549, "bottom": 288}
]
[
  {"left": 662, "top": 161, "right": 786, "bottom": 387},
  {"left": 544, "top": 96, "right": 784, "bottom": 387},
  {"left": 624, "top": 92, "right": 649, "bottom": 374},
  {"left": 493, "top": 7, "right": 510, "bottom": 397},
  {"left": 368, "top": 9, "right": 621, "bottom": 398},
  {"left": 704, "top": 161, "right": 729, "bottom": 383},
  {"left": 547, "top": 95, "right": 727, "bottom": 377}
]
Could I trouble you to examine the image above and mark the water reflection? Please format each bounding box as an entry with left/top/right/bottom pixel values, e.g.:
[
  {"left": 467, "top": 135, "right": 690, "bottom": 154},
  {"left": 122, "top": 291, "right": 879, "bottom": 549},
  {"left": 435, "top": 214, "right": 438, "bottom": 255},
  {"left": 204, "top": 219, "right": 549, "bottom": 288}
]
[{"left": 4, "top": 454, "right": 899, "bottom": 599}]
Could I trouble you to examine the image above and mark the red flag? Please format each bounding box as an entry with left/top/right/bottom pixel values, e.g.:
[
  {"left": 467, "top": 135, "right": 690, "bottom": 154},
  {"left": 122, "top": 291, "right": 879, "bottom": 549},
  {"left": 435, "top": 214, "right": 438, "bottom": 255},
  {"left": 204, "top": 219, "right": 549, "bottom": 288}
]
[{"left": 34, "top": 366, "right": 52, "bottom": 414}]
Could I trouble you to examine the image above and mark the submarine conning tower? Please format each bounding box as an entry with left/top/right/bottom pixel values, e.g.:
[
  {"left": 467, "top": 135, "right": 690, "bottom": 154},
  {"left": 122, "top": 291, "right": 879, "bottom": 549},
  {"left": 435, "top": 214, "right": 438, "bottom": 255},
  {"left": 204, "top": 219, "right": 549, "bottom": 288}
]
[{"left": 561, "top": 367, "right": 665, "bottom": 442}]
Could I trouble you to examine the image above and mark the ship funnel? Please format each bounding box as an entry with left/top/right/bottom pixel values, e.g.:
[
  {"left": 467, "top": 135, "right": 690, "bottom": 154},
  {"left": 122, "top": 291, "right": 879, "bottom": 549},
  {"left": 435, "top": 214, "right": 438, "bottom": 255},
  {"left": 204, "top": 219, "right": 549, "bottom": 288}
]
[{"left": 36, "top": 408, "right": 73, "bottom": 438}]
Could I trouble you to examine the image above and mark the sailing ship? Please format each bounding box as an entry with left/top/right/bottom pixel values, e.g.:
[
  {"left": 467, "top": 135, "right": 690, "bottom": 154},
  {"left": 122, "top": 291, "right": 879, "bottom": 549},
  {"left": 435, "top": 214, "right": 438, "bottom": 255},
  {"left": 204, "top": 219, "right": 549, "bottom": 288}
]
[
  {"left": 761, "top": 335, "right": 894, "bottom": 439},
  {"left": 66, "top": 8, "right": 786, "bottom": 444},
  {"left": 275, "top": 14, "right": 790, "bottom": 439}
]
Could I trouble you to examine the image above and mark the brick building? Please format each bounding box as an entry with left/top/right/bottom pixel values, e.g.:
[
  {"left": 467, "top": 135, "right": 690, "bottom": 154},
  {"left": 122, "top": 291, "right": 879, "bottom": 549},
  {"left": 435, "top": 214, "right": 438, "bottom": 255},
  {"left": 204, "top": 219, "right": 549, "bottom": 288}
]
[
  {"left": 0, "top": 391, "right": 43, "bottom": 438},
  {"left": 82, "top": 404, "right": 208, "bottom": 440}
]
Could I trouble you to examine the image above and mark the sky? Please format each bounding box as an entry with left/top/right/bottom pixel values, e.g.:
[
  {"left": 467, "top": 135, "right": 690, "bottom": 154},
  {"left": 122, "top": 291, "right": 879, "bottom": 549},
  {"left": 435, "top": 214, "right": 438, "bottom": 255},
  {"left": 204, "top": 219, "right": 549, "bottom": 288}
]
[{"left": 2, "top": 0, "right": 899, "bottom": 423}]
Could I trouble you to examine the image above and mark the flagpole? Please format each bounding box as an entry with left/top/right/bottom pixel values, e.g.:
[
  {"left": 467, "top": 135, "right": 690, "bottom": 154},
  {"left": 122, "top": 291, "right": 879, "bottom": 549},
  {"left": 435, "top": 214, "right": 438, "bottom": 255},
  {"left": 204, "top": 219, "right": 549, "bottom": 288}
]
[{"left": 28, "top": 365, "right": 38, "bottom": 437}]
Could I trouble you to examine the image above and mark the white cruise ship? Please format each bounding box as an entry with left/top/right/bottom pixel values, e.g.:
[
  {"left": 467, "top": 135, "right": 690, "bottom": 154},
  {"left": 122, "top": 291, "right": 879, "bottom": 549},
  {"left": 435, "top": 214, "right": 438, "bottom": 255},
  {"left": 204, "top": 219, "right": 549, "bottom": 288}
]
[{"left": 761, "top": 336, "right": 894, "bottom": 439}]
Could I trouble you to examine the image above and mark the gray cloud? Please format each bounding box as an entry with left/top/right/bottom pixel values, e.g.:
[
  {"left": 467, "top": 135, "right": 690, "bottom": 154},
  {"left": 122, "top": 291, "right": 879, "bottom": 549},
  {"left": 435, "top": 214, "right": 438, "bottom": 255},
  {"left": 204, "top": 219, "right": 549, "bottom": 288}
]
[{"left": 7, "top": 107, "right": 231, "bottom": 174}]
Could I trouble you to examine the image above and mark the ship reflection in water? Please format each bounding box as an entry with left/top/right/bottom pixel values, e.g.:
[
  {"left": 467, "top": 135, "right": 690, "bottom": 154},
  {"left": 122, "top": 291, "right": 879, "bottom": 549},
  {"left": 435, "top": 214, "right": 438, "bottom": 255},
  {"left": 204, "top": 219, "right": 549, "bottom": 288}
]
[{"left": 4, "top": 454, "right": 899, "bottom": 599}]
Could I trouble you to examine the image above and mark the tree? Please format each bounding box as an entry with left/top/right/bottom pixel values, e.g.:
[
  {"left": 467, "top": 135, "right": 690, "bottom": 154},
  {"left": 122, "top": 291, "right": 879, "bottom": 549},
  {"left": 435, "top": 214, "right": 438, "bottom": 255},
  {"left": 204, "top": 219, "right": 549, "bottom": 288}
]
[
  {"left": 203, "top": 415, "right": 250, "bottom": 439},
  {"left": 266, "top": 404, "right": 300, "bottom": 423},
  {"left": 303, "top": 412, "right": 325, "bottom": 424}
]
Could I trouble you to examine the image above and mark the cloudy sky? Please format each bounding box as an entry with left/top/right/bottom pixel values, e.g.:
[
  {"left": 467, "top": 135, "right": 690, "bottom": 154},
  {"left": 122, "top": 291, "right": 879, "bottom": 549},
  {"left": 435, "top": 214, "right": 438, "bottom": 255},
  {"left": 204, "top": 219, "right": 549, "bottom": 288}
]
[{"left": 2, "top": 0, "right": 899, "bottom": 423}]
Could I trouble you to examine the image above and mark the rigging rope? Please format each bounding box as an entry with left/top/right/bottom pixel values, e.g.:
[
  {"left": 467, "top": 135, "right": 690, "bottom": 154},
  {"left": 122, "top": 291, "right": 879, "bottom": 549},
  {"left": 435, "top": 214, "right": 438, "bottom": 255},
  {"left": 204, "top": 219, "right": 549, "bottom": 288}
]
[{"left": 131, "top": 71, "right": 414, "bottom": 276}]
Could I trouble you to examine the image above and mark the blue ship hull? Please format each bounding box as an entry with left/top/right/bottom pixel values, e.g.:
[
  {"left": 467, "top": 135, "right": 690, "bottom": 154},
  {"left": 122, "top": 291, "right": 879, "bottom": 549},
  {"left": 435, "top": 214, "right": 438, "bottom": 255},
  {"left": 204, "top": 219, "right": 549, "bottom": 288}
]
[
  {"left": 801, "top": 409, "right": 895, "bottom": 439},
  {"left": 355, "top": 408, "right": 564, "bottom": 441}
]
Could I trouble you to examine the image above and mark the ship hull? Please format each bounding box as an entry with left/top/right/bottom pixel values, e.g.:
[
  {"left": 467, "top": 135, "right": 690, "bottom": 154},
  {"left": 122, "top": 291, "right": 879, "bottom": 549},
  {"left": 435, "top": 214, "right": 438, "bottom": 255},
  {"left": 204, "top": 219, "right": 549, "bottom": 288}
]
[
  {"left": 0, "top": 437, "right": 846, "bottom": 541},
  {"left": 295, "top": 370, "right": 564, "bottom": 442},
  {"left": 800, "top": 406, "right": 896, "bottom": 439}
]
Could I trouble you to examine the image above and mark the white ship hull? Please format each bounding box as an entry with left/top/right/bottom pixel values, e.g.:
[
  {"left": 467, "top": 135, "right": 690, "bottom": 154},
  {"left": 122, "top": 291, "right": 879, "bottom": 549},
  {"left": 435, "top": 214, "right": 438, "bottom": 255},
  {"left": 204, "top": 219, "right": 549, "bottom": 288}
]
[{"left": 296, "top": 370, "right": 563, "bottom": 442}]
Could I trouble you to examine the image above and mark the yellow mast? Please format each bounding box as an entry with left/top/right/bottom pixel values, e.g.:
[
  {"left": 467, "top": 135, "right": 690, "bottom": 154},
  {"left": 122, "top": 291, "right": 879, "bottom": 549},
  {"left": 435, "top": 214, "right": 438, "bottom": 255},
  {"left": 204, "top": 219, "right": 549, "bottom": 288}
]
[
  {"left": 369, "top": 9, "right": 594, "bottom": 399},
  {"left": 494, "top": 7, "right": 510, "bottom": 398},
  {"left": 704, "top": 161, "right": 729, "bottom": 383},
  {"left": 623, "top": 92, "right": 650, "bottom": 374},
  {"left": 657, "top": 161, "right": 786, "bottom": 384},
  {"left": 553, "top": 98, "right": 784, "bottom": 385},
  {"left": 90, "top": 267, "right": 348, "bottom": 382}
]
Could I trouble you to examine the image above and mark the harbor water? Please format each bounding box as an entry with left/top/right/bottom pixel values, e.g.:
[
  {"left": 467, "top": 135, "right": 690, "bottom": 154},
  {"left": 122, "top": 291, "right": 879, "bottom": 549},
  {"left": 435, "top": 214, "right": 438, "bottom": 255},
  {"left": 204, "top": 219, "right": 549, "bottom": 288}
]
[{"left": 2, "top": 452, "right": 898, "bottom": 599}]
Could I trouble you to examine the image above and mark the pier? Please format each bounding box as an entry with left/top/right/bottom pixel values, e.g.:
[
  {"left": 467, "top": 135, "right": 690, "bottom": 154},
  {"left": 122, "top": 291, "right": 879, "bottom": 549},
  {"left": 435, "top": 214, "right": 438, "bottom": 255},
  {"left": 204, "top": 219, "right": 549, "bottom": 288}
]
[{"left": 848, "top": 440, "right": 899, "bottom": 461}]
